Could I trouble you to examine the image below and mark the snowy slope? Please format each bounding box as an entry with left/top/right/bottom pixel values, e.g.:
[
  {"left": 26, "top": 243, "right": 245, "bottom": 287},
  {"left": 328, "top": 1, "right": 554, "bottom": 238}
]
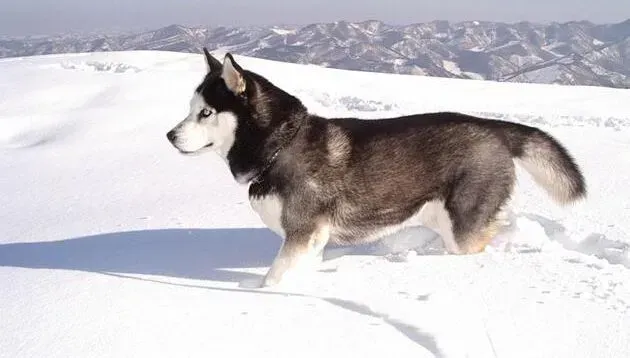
[{"left": 1, "top": 51, "right": 629, "bottom": 358}]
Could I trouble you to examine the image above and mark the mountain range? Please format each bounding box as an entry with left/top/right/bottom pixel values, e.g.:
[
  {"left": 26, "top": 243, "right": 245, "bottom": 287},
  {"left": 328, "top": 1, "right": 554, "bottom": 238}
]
[{"left": 2, "top": 19, "right": 630, "bottom": 88}]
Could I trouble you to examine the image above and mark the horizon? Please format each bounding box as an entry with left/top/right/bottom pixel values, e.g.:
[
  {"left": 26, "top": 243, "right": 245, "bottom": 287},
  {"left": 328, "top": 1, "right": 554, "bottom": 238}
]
[
  {"left": 2, "top": 0, "right": 630, "bottom": 37},
  {"left": 4, "top": 17, "right": 630, "bottom": 39}
]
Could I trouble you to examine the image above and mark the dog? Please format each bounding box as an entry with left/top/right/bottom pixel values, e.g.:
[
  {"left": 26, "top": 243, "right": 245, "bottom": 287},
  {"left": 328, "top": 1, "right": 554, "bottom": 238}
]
[{"left": 166, "top": 48, "right": 587, "bottom": 287}]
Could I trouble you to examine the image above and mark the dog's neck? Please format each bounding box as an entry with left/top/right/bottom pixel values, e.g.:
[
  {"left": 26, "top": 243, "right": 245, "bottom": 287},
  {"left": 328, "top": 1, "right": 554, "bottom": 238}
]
[
  {"left": 249, "top": 112, "right": 307, "bottom": 184},
  {"left": 227, "top": 78, "right": 310, "bottom": 185}
]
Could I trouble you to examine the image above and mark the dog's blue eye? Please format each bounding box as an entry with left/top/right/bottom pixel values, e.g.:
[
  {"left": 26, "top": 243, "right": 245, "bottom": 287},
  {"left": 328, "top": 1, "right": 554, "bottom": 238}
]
[{"left": 200, "top": 108, "right": 212, "bottom": 118}]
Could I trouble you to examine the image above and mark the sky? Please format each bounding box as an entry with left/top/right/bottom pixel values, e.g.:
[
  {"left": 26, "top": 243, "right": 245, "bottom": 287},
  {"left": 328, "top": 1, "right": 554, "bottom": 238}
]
[{"left": 1, "top": 0, "right": 629, "bottom": 36}]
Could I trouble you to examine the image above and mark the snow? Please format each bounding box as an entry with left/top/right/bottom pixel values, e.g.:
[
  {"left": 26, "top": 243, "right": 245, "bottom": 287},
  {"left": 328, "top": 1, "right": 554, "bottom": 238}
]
[
  {"left": 463, "top": 71, "right": 485, "bottom": 80},
  {"left": 271, "top": 28, "right": 296, "bottom": 36},
  {"left": 510, "top": 65, "right": 565, "bottom": 86},
  {"left": 1, "top": 50, "right": 630, "bottom": 358},
  {"left": 442, "top": 60, "right": 462, "bottom": 75}
]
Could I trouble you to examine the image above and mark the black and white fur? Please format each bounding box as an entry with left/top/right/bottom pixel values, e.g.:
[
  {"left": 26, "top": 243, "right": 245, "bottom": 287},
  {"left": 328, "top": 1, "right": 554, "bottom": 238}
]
[{"left": 166, "top": 49, "right": 587, "bottom": 287}]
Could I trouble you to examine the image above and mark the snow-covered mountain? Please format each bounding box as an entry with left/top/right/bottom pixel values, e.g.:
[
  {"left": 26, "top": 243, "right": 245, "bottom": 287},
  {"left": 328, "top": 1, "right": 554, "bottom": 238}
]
[{"left": 2, "top": 20, "right": 630, "bottom": 87}]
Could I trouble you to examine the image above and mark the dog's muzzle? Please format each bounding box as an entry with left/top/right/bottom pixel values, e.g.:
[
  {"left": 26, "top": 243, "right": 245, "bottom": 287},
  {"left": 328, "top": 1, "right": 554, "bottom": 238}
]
[{"left": 166, "top": 130, "right": 177, "bottom": 143}]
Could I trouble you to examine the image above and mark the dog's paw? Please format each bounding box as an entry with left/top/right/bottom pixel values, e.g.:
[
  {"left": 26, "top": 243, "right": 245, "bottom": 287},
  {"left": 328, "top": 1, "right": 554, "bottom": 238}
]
[
  {"left": 260, "top": 273, "right": 282, "bottom": 288},
  {"left": 238, "top": 276, "right": 267, "bottom": 289},
  {"left": 237, "top": 269, "right": 288, "bottom": 289}
]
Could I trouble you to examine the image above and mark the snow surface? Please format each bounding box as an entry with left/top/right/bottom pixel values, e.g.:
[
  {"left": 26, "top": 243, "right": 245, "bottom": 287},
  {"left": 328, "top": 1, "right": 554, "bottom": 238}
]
[
  {"left": 442, "top": 60, "right": 462, "bottom": 76},
  {"left": 1, "top": 51, "right": 630, "bottom": 358},
  {"left": 271, "top": 28, "right": 297, "bottom": 36}
]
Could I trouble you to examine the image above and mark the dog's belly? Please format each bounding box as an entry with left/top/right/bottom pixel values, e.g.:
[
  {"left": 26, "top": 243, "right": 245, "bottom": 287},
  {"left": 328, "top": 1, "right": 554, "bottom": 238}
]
[
  {"left": 248, "top": 193, "right": 418, "bottom": 243},
  {"left": 329, "top": 207, "right": 427, "bottom": 245},
  {"left": 249, "top": 193, "right": 285, "bottom": 237},
  {"left": 249, "top": 194, "right": 452, "bottom": 250}
]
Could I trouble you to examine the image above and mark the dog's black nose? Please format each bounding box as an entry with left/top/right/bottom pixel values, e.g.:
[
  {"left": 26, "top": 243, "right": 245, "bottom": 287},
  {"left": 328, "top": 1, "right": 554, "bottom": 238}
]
[{"left": 166, "top": 130, "right": 176, "bottom": 142}]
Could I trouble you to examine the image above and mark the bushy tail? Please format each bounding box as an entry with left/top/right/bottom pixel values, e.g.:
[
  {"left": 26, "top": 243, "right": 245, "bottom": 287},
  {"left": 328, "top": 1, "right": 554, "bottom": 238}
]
[{"left": 503, "top": 123, "right": 587, "bottom": 205}]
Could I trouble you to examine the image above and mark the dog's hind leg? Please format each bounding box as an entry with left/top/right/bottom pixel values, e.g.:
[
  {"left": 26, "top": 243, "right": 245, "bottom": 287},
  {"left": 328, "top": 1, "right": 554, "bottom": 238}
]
[
  {"left": 458, "top": 219, "right": 501, "bottom": 254},
  {"left": 419, "top": 199, "right": 461, "bottom": 254},
  {"left": 442, "top": 146, "right": 515, "bottom": 254},
  {"left": 446, "top": 183, "right": 513, "bottom": 254},
  {"left": 459, "top": 200, "right": 512, "bottom": 253},
  {"left": 420, "top": 201, "right": 500, "bottom": 255},
  {"left": 262, "top": 218, "right": 330, "bottom": 287}
]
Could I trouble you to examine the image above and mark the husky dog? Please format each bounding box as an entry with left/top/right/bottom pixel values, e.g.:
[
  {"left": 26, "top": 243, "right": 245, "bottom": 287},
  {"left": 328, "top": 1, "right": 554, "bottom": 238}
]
[{"left": 166, "top": 49, "right": 586, "bottom": 287}]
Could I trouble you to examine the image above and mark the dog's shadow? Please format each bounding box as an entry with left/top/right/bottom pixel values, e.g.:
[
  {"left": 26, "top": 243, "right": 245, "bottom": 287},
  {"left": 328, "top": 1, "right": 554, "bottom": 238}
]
[
  {"left": 0, "top": 227, "right": 443, "bottom": 283},
  {"left": 0, "top": 227, "right": 445, "bottom": 356},
  {"left": 0, "top": 228, "right": 283, "bottom": 283}
]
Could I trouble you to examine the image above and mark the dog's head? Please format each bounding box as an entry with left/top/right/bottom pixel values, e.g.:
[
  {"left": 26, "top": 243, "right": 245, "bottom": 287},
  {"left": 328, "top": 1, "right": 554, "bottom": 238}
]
[
  {"left": 166, "top": 48, "right": 306, "bottom": 181},
  {"left": 166, "top": 49, "right": 246, "bottom": 158}
]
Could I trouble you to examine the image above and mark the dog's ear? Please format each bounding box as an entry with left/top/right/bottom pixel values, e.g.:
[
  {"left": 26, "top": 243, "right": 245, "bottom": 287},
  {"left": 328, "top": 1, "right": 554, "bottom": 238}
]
[
  {"left": 221, "top": 53, "right": 246, "bottom": 95},
  {"left": 203, "top": 47, "right": 222, "bottom": 73}
]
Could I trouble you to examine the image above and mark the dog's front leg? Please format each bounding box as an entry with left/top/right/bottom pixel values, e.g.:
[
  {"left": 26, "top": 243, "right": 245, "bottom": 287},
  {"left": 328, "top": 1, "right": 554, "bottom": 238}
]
[{"left": 262, "top": 219, "right": 330, "bottom": 287}]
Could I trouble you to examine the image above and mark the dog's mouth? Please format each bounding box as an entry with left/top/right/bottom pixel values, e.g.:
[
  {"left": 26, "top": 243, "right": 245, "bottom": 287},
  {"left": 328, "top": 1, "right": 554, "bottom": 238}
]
[{"left": 179, "top": 142, "right": 214, "bottom": 156}]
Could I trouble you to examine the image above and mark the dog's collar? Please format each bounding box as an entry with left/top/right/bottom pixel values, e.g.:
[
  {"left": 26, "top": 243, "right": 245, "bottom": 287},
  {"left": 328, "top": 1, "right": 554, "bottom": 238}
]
[
  {"left": 250, "top": 149, "right": 281, "bottom": 184},
  {"left": 250, "top": 118, "right": 305, "bottom": 185}
]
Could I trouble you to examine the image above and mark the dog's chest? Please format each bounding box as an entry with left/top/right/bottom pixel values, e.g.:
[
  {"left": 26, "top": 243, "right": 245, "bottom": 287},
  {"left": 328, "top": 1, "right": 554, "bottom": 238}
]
[{"left": 249, "top": 193, "right": 285, "bottom": 237}]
